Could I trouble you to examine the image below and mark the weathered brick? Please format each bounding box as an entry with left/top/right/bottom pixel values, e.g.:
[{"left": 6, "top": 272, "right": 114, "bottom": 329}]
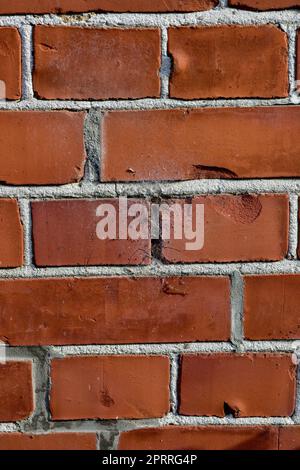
[
  {"left": 102, "top": 108, "right": 300, "bottom": 181},
  {"left": 162, "top": 194, "right": 288, "bottom": 263},
  {"left": 0, "top": 199, "right": 23, "bottom": 268},
  {"left": 0, "top": 0, "right": 218, "bottom": 14},
  {"left": 0, "top": 276, "right": 230, "bottom": 345},
  {"left": 0, "top": 112, "right": 85, "bottom": 185},
  {"left": 32, "top": 199, "right": 151, "bottom": 266},
  {"left": 229, "top": 0, "right": 300, "bottom": 10},
  {"left": 34, "top": 27, "right": 161, "bottom": 100},
  {"left": 244, "top": 275, "right": 300, "bottom": 339},
  {"left": 50, "top": 356, "right": 170, "bottom": 420},
  {"left": 0, "top": 362, "right": 33, "bottom": 421},
  {"left": 119, "top": 426, "right": 279, "bottom": 450},
  {"left": 0, "top": 433, "right": 96, "bottom": 450},
  {"left": 169, "top": 26, "right": 288, "bottom": 99},
  {"left": 0, "top": 28, "right": 21, "bottom": 100},
  {"left": 279, "top": 427, "right": 300, "bottom": 450},
  {"left": 179, "top": 354, "right": 296, "bottom": 417}
]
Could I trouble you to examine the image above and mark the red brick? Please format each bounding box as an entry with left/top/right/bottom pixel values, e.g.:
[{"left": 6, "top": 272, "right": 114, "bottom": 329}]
[
  {"left": 102, "top": 107, "right": 300, "bottom": 181},
  {"left": 119, "top": 426, "right": 278, "bottom": 450},
  {"left": 0, "top": 28, "right": 21, "bottom": 100},
  {"left": 244, "top": 275, "right": 300, "bottom": 340},
  {"left": 279, "top": 427, "right": 300, "bottom": 450},
  {"left": 0, "top": 112, "right": 85, "bottom": 185},
  {"left": 32, "top": 200, "right": 151, "bottom": 266},
  {"left": 34, "top": 27, "right": 160, "bottom": 100},
  {"left": 0, "top": 199, "right": 23, "bottom": 268},
  {"left": 179, "top": 354, "right": 296, "bottom": 417},
  {"left": 0, "top": 276, "right": 230, "bottom": 345},
  {"left": 50, "top": 356, "right": 170, "bottom": 420},
  {"left": 0, "top": 362, "right": 33, "bottom": 421},
  {"left": 0, "top": 433, "right": 96, "bottom": 450},
  {"left": 229, "top": 1, "right": 300, "bottom": 10},
  {"left": 169, "top": 26, "right": 288, "bottom": 99},
  {"left": 0, "top": 0, "right": 218, "bottom": 14},
  {"left": 162, "top": 194, "right": 288, "bottom": 263}
]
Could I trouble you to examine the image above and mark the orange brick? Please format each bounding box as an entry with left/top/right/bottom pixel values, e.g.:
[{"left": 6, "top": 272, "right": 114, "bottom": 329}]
[
  {"left": 0, "top": 433, "right": 96, "bottom": 450},
  {"left": 229, "top": 0, "right": 300, "bottom": 10},
  {"left": 279, "top": 427, "right": 300, "bottom": 450},
  {"left": 32, "top": 200, "right": 151, "bottom": 266},
  {"left": 0, "top": 362, "right": 33, "bottom": 421},
  {"left": 34, "top": 26, "right": 161, "bottom": 100},
  {"left": 119, "top": 426, "right": 279, "bottom": 450},
  {"left": 0, "top": 0, "right": 218, "bottom": 14},
  {"left": 51, "top": 356, "right": 170, "bottom": 420},
  {"left": 102, "top": 108, "right": 300, "bottom": 181},
  {"left": 169, "top": 26, "right": 288, "bottom": 99},
  {"left": 0, "top": 112, "right": 85, "bottom": 185},
  {"left": 179, "top": 354, "right": 296, "bottom": 417},
  {"left": 0, "top": 28, "right": 21, "bottom": 99},
  {"left": 162, "top": 194, "right": 288, "bottom": 263},
  {"left": 245, "top": 275, "right": 300, "bottom": 339},
  {"left": 0, "top": 199, "right": 23, "bottom": 268},
  {"left": 0, "top": 276, "right": 230, "bottom": 345}
]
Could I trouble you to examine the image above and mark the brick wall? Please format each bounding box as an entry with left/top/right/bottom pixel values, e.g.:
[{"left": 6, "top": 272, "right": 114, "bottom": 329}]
[{"left": 0, "top": 0, "right": 300, "bottom": 451}]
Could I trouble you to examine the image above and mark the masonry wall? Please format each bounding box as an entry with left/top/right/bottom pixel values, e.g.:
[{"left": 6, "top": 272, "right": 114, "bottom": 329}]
[{"left": 0, "top": 0, "right": 300, "bottom": 451}]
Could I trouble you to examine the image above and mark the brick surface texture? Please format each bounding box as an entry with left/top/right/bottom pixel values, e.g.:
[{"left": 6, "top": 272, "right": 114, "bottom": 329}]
[{"left": 0, "top": 0, "right": 299, "bottom": 452}]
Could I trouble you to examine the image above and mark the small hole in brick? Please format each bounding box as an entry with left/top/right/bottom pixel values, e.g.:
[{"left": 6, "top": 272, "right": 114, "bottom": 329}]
[{"left": 223, "top": 401, "right": 240, "bottom": 418}]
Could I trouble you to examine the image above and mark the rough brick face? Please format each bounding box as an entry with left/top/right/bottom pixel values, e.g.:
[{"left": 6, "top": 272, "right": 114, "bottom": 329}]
[
  {"left": 0, "top": 277, "right": 230, "bottom": 345},
  {"left": 34, "top": 27, "right": 161, "bottom": 100},
  {"left": 169, "top": 26, "right": 288, "bottom": 99},
  {"left": 0, "top": 28, "right": 21, "bottom": 100},
  {"left": 0, "top": 0, "right": 218, "bottom": 14},
  {"left": 0, "top": 433, "right": 96, "bottom": 450},
  {"left": 119, "top": 426, "right": 279, "bottom": 450},
  {"left": 50, "top": 356, "right": 170, "bottom": 420},
  {"left": 0, "top": 362, "right": 33, "bottom": 421},
  {"left": 179, "top": 354, "right": 296, "bottom": 417},
  {"left": 244, "top": 275, "right": 300, "bottom": 340},
  {"left": 229, "top": 1, "right": 300, "bottom": 10},
  {"left": 0, "top": 199, "right": 23, "bottom": 268},
  {"left": 102, "top": 107, "right": 300, "bottom": 181},
  {"left": 162, "top": 194, "right": 289, "bottom": 263},
  {"left": 0, "top": 112, "right": 85, "bottom": 185},
  {"left": 32, "top": 200, "right": 151, "bottom": 266},
  {"left": 279, "top": 427, "right": 300, "bottom": 450}
]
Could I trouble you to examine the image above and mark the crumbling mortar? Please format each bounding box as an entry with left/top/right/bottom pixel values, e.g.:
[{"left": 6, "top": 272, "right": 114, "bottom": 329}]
[
  {"left": 170, "top": 354, "right": 180, "bottom": 415},
  {"left": 292, "top": 365, "right": 300, "bottom": 423},
  {"left": 280, "top": 23, "right": 297, "bottom": 100},
  {"left": 0, "top": 180, "right": 299, "bottom": 199},
  {"left": 230, "top": 271, "right": 244, "bottom": 351},
  {"left": 19, "top": 24, "right": 33, "bottom": 100},
  {"left": 20, "top": 347, "right": 51, "bottom": 434},
  {"left": 2, "top": 259, "right": 300, "bottom": 280},
  {"left": 160, "top": 27, "right": 171, "bottom": 98},
  {"left": 18, "top": 198, "right": 33, "bottom": 268},
  {"left": 99, "top": 430, "right": 119, "bottom": 450},
  {"left": 288, "top": 194, "right": 299, "bottom": 259},
  {"left": 0, "top": 97, "right": 297, "bottom": 111},
  {"left": 1, "top": 10, "right": 300, "bottom": 28},
  {"left": 83, "top": 109, "right": 102, "bottom": 182}
]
